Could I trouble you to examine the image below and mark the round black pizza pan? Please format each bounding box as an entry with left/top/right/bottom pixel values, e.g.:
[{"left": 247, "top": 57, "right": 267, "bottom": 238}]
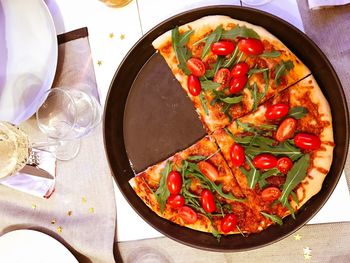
[{"left": 103, "top": 6, "right": 349, "bottom": 251}]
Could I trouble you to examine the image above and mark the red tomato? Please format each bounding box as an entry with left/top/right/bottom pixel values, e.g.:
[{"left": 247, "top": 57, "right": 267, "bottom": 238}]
[
  {"left": 198, "top": 161, "right": 219, "bottom": 181},
  {"left": 261, "top": 187, "right": 282, "bottom": 202},
  {"left": 238, "top": 38, "right": 264, "bottom": 56},
  {"left": 229, "top": 75, "right": 248, "bottom": 93},
  {"left": 276, "top": 117, "right": 297, "bottom": 142},
  {"left": 230, "top": 144, "right": 245, "bottom": 167},
  {"left": 221, "top": 214, "right": 237, "bottom": 233},
  {"left": 178, "top": 206, "right": 198, "bottom": 224},
  {"left": 294, "top": 133, "right": 321, "bottom": 150},
  {"left": 277, "top": 157, "right": 293, "bottom": 174},
  {"left": 211, "top": 41, "right": 235, "bottom": 56},
  {"left": 213, "top": 68, "right": 231, "bottom": 88},
  {"left": 166, "top": 171, "right": 182, "bottom": 195},
  {"left": 253, "top": 154, "right": 277, "bottom": 170},
  {"left": 265, "top": 103, "right": 290, "bottom": 120},
  {"left": 186, "top": 58, "right": 206, "bottom": 77},
  {"left": 167, "top": 194, "right": 185, "bottom": 209},
  {"left": 200, "top": 189, "right": 216, "bottom": 213},
  {"left": 187, "top": 75, "right": 201, "bottom": 96},
  {"left": 231, "top": 62, "right": 249, "bottom": 78}
]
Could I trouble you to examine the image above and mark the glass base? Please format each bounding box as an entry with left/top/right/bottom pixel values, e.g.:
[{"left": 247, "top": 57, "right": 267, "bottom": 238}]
[{"left": 48, "top": 139, "right": 81, "bottom": 161}]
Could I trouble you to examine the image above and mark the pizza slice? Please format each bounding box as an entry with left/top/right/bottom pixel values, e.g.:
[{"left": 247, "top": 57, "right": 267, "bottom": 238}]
[
  {"left": 213, "top": 75, "right": 334, "bottom": 224},
  {"left": 152, "top": 15, "right": 310, "bottom": 132},
  {"left": 129, "top": 136, "right": 266, "bottom": 236}
]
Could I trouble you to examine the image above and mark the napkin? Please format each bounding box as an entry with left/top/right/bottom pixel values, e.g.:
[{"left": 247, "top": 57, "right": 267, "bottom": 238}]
[{"left": 308, "top": 0, "right": 350, "bottom": 9}]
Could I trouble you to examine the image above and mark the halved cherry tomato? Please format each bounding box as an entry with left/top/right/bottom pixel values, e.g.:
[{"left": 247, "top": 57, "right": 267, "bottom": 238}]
[
  {"left": 213, "top": 68, "right": 231, "bottom": 88},
  {"left": 230, "top": 144, "right": 245, "bottom": 167},
  {"left": 276, "top": 117, "right": 297, "bottom": 142},
  {"left": 253, "top": 153, "right": 277, "bottom": 170},
  {"left": 200, "top": 189, "right": 216, "bottom": 213},
  {"left": 229, "top": 75, "right": 248, "bottom": 93},
  {"left": 211, "top": 41, "right": 235, "bottom": 56},
  {"left": 231, "top": 62, "right": 249, "bottom": 78},
  {"left": 261, "top": 187, "right": 282, "bottom": 202},
  {"left": 186, "top": 58, "right": 206, "bottom": 77},
  {"left": 166, "top": 171, "right": 182, "bottom": 195},
  {"left": 167, "top": 194, "right": 185, "bottom": 209},
  {"left": 277, "top": 157, "right": 293, "bottom": 174},
  {"left": 265, "top": 103, "right": 290, "bottom": 120},
  {"left": 221, "top": 213, "right": 237, "bottom": 233},
  {"left": 294, "top": 133, "right": 321, "bottom": 150},
  {"left": 178, "top": 206, "right": 198, "bottom": 224},
  {"left": 238, "top": 38, "right": 264, "bottom": 56},
  {"left": 198, "top": 161, "right": 219, "bottom": 181},
  {"left": 187, "top": 75, "right": 201, "bottom": 96}
]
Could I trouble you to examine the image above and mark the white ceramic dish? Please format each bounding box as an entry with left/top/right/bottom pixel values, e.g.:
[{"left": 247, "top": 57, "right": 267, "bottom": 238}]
[
  {"left": 0, "top": 229, "right": 78, "bottom": 263},
  {"left": 0, "top": 0, "right": 57, "bottom": 124}
]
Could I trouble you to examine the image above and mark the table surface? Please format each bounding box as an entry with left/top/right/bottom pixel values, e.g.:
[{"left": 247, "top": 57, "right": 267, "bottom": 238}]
[{"left": 37, "top": 0, "right": 350, "bottom": 262}]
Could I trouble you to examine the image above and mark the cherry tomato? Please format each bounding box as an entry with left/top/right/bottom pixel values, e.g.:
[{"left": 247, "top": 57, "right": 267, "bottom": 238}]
[
  {"left": 166, "top": 171, "right": 182, "bottom": 195},
  {"left": 253, "top": 153, "right": 277, "bottom": 170},
  {"left": 238, "top": 38, "right": 264, "bottom": 56},
  {"left": 198, "top": 161, "right": 219, "bottom": 181},
  {"left": 221, "top": 214, "right": 237, "bottom": 233},
  {"left": 186, "top": 58, "right": 206, "bottom": 77},
  {"left": 178, "top": 206, "right": 198, "bottom": 224},
  {"left": 265, "top": 103, "right": 290, "bottom": 120},
  {"left": 261, "top": 187, "right": 282, "bottom": 202},
  {"left": 211, "top": 41, "right": 235, "bottom": 56},
  {"left": 277, "top": 157, "right": 293, "bottom": 174},
  {"left": 231, "top": 62, "right": 249, "bottom": 78},
  {"left": 167, "top": 194, "right": 185, "bottom": 209},
  {"left": 213, "top": 68, "right": 231, "bottom": 88},
  {"left": 276, "top": 117, "right": 297, "bottom": 142},
  {"left": 230, "top": 144, "right": 245, "bottom": 167},
  {"left": 187, "top": 75, "right": 201, "bottom": 96},
  {"left": 294, "top": 133, "right": 321, "bottom": 150},
  {"left": 200, "top": 189, "right": 216, "bottom": 213},
  {"left": 229, "top": 75, "right": 248, "bottom": 94}
]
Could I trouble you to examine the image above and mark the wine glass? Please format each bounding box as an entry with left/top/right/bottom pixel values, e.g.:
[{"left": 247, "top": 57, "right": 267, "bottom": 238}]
[
  {"left": 36, "top": 87, "right": 102, "bottom": 161},
  {"left": 241, "top": 0, "right": 272, "bottom": 6}
]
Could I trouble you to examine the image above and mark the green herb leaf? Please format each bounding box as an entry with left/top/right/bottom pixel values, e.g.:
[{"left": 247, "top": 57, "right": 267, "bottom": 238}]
[
  {"left": 288, "top": 106, "right": 308, "bottom": 119},
  {"left": 251, "top": 82, "right": 259, "bottom": 111},
  {"left": 221, "top": 26, "right": 260, "bottom": 40},
  {"left": 240, "top": 156, "right": 261, "bottom": 189},
  {"left": 274, "top": 60, "right": 294, "bottom": 87},
  {"left": 220, "top": 96, "right": 243, "bottom": 104},
  {"left": 199, "top": 92, "right": 209, "bottom": 116},
  {"left": 260, "top": 212, "right": 283, "bottom": 225},
  {"left": 171, "top": 27, "right": 180, "bottom": 61},
  {"left": 260, "top": 50, "right": 281, "bottom": 58},
  {"left": 155, "top": 161, "right": 173, "bottom": 213},
  {"left": 201, "top": 80, "right": 221, "bottom": 91},
  {"left": 171, "top": 27, "right": 192, "bottom": 75},
  {"left": 201, "top": 26, "right": 223, "bottom": 59},
  {"left": 290, "top": 191, "right": 300, "bottom": 205},
  {"left": 223, "top": 45, "right": 239, "bottom": 68},
  {"left": 187, "top": 155, "right": 206, "bottom": 162},
  {"left": 178, "top": 30, "right": 194, "bottom": 46},
  {"left": 279, "top": 154, "right": 310, "bottom": 207},
  {"left": 248, "top": 68, "right": 269, "bottom": 76},
  {"left": 258, "top": 168, "right": 280, "bottom": 188}
]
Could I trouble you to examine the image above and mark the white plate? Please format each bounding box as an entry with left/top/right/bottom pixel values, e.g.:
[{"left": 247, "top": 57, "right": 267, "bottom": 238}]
[
  {"left": 0, "top": 0, "right": 57, "bottom": 124},
  {"left": 0, "top": 230, "right": 78, "bottom": 263}
]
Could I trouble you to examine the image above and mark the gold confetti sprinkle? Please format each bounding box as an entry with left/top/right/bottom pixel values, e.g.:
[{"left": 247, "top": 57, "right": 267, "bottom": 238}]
[
  {"left": 89, "top": 207, "right": 94, "bottom": 214},
  {"left": 57, "top": 226, "right": 62, "bottom": 233},
  {"left": 120, "top": 34, "right": 125, "bottom": 40},
  {"left": 31, "top": 204, "right": 37, "bottom": 210},
  {"left": 67, "top": 210, "right": 73, "bottom": 216},
  {"left": 82, "top": 196, "right": 87, "bottom": 203},
  {"left": 109, "top": 32, "right": 114, "bottom": 38},
  {"left": 294, "top": 234, "right": 302, "bottom": 240},
  {"left": 303, "top": 247, "right": 312, "bottom": 255},
  {"left": 304, "top": 254, "right": 312, "bottom": 260},
  {"left": 51, "top": 219, "right": 56, "bottom": 225},
  {"left": 97, "top": 60, "right": 102, "bottom": 66}
]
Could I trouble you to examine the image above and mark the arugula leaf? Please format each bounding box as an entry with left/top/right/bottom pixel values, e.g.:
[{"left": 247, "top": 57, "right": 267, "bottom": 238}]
[
  {"left": 201, "top": 26, "right": 223, "bottom": 59},
  {"left": 199, "top": 92, "right": 209, "bottom": 116},
  {"left": 260, "top": 212, "right": 283, "bottom": 225},
  {"left": 213, "top": 56, "right": 225, "bottom": 75},
  {"left": 258, "top": 168, "right": 280, "bottom": 188},
  {"left": 220, "top": 96, "right": 242, "bottom": 104},
  {"left": 171, "top": 27, "right": 180, "bottom": 60},
  {"left": 279, "top": 154, "right": 310, "bottom": 207},
  {"left": 235, "top": 120, "right": 276, "bottom": 136},
  {"left": 201, "top": 80, "right": 221, "bottom": 91},
  {"left": 236, "top": 52, "right": 244, "bottom": 63},
  {"left": 274, "top": 60, "right": 294, "bottom": 86},
  {"left": 240, "top": 156, "right": 261, "bottom": 189},
  {"left": 187, "top": 155, "right": 206, "bottom": 162},
  {"left": 222, "top": 45, "right": 239, "bottom": 68},
  {"left": 154, "top": 161, "right": 173, "bottom": 213},
  {"left": 259, "top": 69, "right": 269, "bottom": 102},
  {"left": 260, "top": 50, "right": 281, "bottom": 58},
  {"left": 248, "top": 68, "right": 269, "bottom": 76},
  {"left": 171, "top": 27, "right": 192, "bottom": 75},
  {"left": 290, "top": 191, "right": 300, "bottom": 205},
  {"left": 221, "top": 26, "right": 260, "bottom": 40},
  {"left": 284, "top": 201, "right": 296, "bottom": 219},
  {"left": 251, "top": 82, "right": 259, "bottom": 111},
  {"left": 178, "top": 30, "right": 194, "bottom": 46},
  {"left": 288, "top": 106, "right": 308, "bottom": 119}
]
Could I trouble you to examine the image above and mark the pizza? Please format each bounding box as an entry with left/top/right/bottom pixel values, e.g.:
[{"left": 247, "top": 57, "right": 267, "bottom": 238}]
[
  {"left": 128, "top": 15, "right": 334, "bottom": 238},
  {"left": 152, "top": 15, "right": 310, "bottom": 133}
]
